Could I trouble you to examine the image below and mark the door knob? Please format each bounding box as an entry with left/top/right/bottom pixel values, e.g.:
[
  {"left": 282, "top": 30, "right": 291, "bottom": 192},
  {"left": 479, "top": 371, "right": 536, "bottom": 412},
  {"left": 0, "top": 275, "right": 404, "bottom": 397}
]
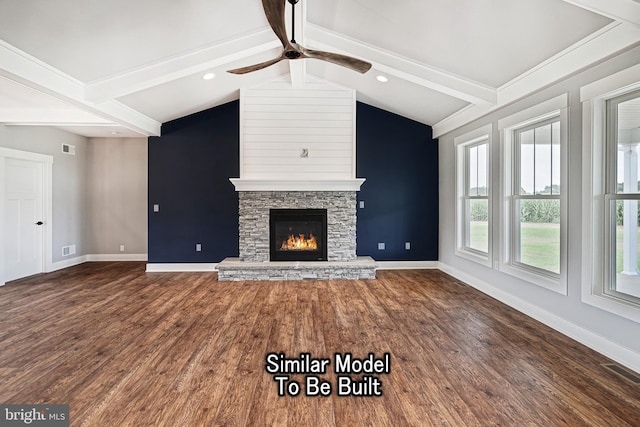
[{"left": 36, "top": 221, "right": 43, "bottom": 225}]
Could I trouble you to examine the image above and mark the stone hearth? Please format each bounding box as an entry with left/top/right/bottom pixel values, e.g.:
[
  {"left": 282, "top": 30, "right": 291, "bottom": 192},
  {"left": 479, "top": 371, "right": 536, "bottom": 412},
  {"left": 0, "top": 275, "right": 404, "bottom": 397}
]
[{"left": 217, "top": 190, "right": 376, "bottom": 281}]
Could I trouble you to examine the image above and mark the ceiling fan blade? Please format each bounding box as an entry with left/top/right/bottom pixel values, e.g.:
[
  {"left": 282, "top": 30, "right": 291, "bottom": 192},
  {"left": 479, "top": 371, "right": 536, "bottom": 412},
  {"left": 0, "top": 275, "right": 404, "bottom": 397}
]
[
  {"left": 262, "top": 0, "right": 290, "bottom": 49},
  {"left": 301, "top": 48, "right": 372, "bottom": 74},
  {"left": 227, "top": 55, "right": 285, "bottom": 74}
]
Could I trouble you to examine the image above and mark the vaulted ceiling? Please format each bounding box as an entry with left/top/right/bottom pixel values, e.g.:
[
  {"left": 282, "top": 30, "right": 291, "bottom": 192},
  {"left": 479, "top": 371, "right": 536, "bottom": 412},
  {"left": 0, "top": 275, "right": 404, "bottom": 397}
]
[{"left": 0, "top": 0, "right": 639, "bottom": 139}]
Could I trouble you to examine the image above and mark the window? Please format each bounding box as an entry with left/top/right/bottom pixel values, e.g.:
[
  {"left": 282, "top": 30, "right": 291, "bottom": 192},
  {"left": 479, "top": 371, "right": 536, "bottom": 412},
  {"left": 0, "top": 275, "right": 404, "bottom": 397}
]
[
  {"left": 513, "top": 118, "right": 561, "bottom": 275},
  {"left": 604, "top": 90, "right": 640, "bottom": 305},
  {"left": 581, "top": 64, "right": 640, "bottom": 323},
  {"left": 499, "top": 95, "right": 568, "bottom": 293},
  {"left": 455, "top": 124, "right": 492, "bottom": 266}
]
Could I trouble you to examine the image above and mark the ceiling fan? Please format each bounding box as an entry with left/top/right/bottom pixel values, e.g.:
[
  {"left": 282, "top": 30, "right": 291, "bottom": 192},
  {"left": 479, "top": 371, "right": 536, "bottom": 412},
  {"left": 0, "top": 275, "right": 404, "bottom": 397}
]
[{"left": 227, "top": 0, "right": 372, "bottom": 75}]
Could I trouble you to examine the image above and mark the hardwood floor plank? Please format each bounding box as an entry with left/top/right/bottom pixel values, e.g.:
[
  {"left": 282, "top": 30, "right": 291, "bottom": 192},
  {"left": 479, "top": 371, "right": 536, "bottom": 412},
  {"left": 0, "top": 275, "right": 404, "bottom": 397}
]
[{"left": 1, "top": 264, "right": 639, "bottom": 426}]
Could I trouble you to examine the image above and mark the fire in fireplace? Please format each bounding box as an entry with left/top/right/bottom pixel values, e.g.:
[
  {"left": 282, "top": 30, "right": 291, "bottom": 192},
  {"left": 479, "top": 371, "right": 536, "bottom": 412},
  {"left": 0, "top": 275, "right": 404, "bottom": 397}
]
[{"left": 269, "top": 209, "right": 328, "bottom": 261}]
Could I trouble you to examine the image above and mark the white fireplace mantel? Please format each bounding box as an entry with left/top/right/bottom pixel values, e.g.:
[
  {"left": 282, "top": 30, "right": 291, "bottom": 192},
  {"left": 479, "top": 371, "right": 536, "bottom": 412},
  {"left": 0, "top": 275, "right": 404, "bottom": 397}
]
[{"left": 229, "top": 178, "right": 366, "bottom": 192}]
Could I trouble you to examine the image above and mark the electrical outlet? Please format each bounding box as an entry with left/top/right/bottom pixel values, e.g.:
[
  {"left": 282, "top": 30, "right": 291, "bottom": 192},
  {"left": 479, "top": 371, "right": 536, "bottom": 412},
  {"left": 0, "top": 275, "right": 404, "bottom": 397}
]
[
  {"left": 378, "top": 243, "right": 385, "bottom": 250},
  {"left": 405, "top": 242, "right": 411, "bottom": 250},
  {"left": 153, "top": 204, "right": 160, "bottom": 212},
  {"left": 119, "top": 245, "right": 125, "bottom": 252},
  {"left": 359, "top": 201, "right": 365, "bottom": 209},
  {"left": 196, "top": 243, "right": 202, "bottom": 252}
]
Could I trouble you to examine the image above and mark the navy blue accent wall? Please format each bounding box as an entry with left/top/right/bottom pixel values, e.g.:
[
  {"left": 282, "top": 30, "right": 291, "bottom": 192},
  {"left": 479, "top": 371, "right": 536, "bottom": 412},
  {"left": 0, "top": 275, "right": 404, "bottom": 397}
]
[
  {"left": 148, "top": 101, "right": 240, "bottom": 263},
  {"left": 356, "top": 102, "right": 438, "bottom": 261},
  {"left": 147, "top": 100, "right": 438, "bottom": 263}
]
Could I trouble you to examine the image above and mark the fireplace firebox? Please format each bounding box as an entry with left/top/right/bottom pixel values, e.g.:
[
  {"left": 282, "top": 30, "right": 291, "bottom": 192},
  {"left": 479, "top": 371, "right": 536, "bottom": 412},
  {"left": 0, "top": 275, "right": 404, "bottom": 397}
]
[{"left": 269, "top": 209, "right": 328, "bottom": 261}]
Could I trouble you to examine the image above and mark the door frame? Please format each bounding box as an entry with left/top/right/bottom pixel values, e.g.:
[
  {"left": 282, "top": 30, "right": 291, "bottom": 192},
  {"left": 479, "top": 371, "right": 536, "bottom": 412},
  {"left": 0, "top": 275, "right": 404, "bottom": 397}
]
[{"left": 0, "top": 147, "right": 53, "bottom": 286}]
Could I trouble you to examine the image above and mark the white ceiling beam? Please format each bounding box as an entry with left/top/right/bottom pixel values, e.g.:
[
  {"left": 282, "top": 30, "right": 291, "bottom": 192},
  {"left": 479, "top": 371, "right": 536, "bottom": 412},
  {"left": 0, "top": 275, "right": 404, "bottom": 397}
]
[
  {"left": 305, "top": 24, "right": 497, "bottom": 106},
  {"left": 0, "top": 39, "right": 161, "bottom": 136},
  {"left": 0, "top": 107, "right": 111, "bottom": 124},
  {"left": 432, "top": 21, "right": 640, "bottom": 137},
  {"left": 84, "top": 30, "right": 280, "bottom": 103},
  {"left": 560, "top": 0, "right": 640, "bottom": 27},
  {"left": 287, "top": 0, "right": 306, "bottom": 87}
]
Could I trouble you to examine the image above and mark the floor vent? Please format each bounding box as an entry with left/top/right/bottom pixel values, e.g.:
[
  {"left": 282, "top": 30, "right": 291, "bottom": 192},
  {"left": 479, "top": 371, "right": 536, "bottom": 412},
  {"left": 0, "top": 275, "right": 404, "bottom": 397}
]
[
  {"left": 62, "top": 245, "right": 76, "bottom": 257},
  {"left": 603, "top": 363, "right": 640, "bottom": 385}
]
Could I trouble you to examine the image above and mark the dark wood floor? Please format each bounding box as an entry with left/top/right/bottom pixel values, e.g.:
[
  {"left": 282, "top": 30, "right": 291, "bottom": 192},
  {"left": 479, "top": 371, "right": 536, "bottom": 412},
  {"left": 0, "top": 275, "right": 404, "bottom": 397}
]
[{"left": 1, "top": 263, "right": 639, "bottom": 426}]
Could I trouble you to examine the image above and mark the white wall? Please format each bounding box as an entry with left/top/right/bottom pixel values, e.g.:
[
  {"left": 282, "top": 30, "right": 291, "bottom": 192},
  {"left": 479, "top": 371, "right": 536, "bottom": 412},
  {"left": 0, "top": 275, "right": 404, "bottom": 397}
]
[
  {"left": 438, "top": 46, "right": 640, "bottom": 372},
  {"left": 0, "top": 126, "right": 148, "bottom": 273},
  {"left": 86, "top": 137, "right": 147, "bottom": 256},
  {"left": 0, "top": 125, "right": 88, "bottom": 265},
  {"left": 240, "top": 77, "right": 355, "bottom": 180}
]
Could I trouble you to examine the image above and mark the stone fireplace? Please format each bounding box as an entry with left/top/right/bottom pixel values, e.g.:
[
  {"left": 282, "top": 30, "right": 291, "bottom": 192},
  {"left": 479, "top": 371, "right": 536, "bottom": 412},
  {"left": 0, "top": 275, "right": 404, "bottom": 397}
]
[
  {"left": 215, "top": 77, "right": 376, "bottom": 280},
  {"left": 238, "top": 190, "right": 356, "bottom": 262}
]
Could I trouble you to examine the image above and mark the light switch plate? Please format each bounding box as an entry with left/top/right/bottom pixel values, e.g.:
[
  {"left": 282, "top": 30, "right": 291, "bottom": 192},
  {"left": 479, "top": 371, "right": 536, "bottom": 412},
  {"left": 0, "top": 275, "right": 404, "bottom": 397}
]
[
  {"left": 153, "top": 204, "right": 159, "bottom": 212},
  {"left": 378, "top": 243, "right": 385, "bottom": 250}
]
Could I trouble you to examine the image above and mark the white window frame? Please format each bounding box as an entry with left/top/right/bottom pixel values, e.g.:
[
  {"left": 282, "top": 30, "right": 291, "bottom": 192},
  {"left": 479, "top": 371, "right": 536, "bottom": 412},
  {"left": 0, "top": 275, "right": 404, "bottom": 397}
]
[
  {"left": 455, "top": 124, "right": 492, "bottom": 267},
  {"left": 499, "top": 94, "right": 569, "bottom": 294},
  {"left": 581, "top": 63, "right": 640, "bottom": 324}
]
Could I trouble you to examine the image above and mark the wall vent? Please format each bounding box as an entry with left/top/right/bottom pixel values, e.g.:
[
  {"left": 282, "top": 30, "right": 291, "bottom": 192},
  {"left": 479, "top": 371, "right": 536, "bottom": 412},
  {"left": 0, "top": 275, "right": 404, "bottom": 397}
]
[
  {"left": 603, "top": 363, "right": 640, "bottom": 385},
  {"left": 62, "top": 245, "right": 76, "bottom": 257},
  {"left": 61, "top": 144, "right": 76, "bottom": 155}
]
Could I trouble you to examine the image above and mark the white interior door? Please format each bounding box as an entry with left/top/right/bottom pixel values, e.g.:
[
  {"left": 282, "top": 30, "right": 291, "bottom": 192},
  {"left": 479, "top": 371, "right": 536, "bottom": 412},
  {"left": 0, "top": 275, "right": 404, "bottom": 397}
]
[{"left": 3, "top": 157, "right": 44, "bottom": 282}]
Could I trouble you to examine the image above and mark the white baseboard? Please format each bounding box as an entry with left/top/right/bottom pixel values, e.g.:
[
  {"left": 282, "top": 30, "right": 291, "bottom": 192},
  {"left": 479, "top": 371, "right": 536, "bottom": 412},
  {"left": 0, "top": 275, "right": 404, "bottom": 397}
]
[
  {"left": 87, "top": 254, "right": 148, "bottom": 262},
  {"left": 145, "top": 263, "right": 218, "bottom": 272},
  {"left": 376, "top": 261, "right": 439, "bottom": 270},
  {"left": 438, "top": 261, "right": 640, "bottom": 375},
  {"left": 49, "top": 255, "right": 88, "bottom": 272}
]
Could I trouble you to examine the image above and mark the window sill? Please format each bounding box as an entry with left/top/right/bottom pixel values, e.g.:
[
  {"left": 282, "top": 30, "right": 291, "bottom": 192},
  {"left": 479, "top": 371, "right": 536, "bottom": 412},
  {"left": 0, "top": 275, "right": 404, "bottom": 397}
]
[
  {"left": 583, "top": 287, "right": 640, "bottom": 325},
  {"left": 455, "top": 248, "right": 492, "bottom": 268},
  {"left": 499, "top": 262, "right": 567, "bottom": 295}
]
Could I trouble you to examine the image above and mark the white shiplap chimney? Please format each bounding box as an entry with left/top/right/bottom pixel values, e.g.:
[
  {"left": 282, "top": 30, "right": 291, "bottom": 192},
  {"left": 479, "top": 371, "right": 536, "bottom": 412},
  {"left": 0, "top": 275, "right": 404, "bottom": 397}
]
[{"left": 230, "top": 76, "right": 365, "bottom": 191}]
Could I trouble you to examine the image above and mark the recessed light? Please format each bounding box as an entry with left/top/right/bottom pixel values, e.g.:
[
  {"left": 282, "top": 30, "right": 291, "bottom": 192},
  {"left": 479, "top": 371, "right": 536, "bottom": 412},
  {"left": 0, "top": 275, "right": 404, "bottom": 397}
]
[
  {"left": 376, "top": 75, "right": 388, "bottom": 83},
  {"left": 202, "top": 73, "right": 215, "bottom": 80}
]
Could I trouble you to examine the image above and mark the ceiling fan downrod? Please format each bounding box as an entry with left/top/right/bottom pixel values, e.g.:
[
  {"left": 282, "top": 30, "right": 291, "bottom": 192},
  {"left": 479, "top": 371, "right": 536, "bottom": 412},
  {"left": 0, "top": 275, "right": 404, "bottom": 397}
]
[{"left": 288, "top": 0, "right": 299, "bottom": 44}]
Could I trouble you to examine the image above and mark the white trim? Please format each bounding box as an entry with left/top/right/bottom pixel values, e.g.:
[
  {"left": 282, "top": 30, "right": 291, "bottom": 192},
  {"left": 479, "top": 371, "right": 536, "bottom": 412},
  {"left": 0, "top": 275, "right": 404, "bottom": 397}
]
[
  {"left": 84, "top": 30, "right": 280, "bottom": 102},
  {"left": 50, "top": 255, "right": 88, "bottom": 272},
  {"left": 580, "top": 62, "right": 640, "bottom": 101},
  {"left": 434, "top": 22, "right": 640, "bottom": 138},
  {"left": 146, "top": 263, "right": 218, "bottom": 272},
  {"left": 498, "top": 93, "right": 569, "bottom": 130},
  {"left": 560, "top": 0, "right": 640, "bottom": 28},
  {"left": 230, "top": 178, "right": 366, "bottom": 192},
  {"left": 438, "top": 262, "right": 640, "bottom": 375},
  {"left": 87, "top": 254, "right": 148, "bottom": 262},
  {"left": 454, "top": 124, "right": 493, "bottom": 268},
  {"left": 581, "top": 71, "right": 640, "bottom": 323},
  {"left": 375, "top": 261, "right": 438, "bottom": 270},
  {"left": 305, "top": 23, "right": 497, "bottom": 105},
  {"left": 0, "top": 148, "right": 53, "bottom": 284},
  {"left": 0, "top": 40, "right": 161, "bottom": 136},
  {"left": 499, "top": 98, "right": 569, "bottom": 295}
]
